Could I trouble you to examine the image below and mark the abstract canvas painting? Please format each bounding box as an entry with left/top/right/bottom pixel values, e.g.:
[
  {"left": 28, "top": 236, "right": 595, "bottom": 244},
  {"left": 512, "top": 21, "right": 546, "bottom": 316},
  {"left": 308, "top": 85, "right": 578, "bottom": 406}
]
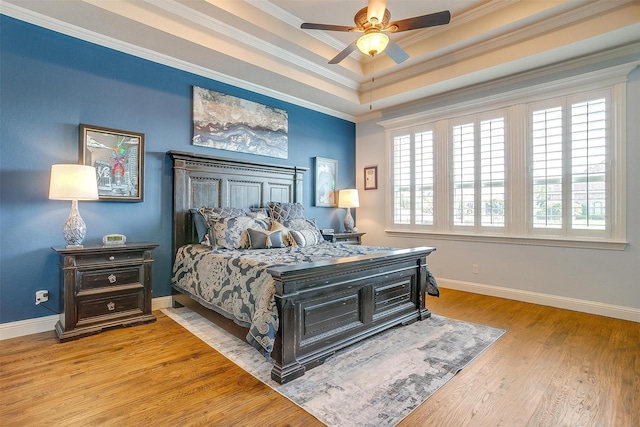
[{"left": 192, "top": 86, "right": 288, "bottom": 159}]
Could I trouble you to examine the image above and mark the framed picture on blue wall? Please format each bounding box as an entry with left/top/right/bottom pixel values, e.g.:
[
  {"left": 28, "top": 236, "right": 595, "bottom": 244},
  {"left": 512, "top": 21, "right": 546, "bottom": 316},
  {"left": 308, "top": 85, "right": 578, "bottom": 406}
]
[
  {"left": 315, "top": 157, "right": 338, "bottom": 207},
  {"left": 79, "top": 124, "right": 145, "bottom": 202}
]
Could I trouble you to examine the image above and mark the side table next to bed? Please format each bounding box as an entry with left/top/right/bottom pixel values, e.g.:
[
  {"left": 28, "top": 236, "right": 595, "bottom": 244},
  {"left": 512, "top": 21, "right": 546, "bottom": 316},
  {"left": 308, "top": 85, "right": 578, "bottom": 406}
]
[
  {"left": 53, "top": 242, "right": 158, "bottom": 342},
  {"left": 328, "top": 231, "right": 365, "bottom": 245}
]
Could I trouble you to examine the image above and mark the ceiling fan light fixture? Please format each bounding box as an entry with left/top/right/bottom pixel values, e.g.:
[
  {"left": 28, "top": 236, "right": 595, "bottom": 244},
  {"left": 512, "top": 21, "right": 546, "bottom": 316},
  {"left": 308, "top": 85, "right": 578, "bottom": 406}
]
[{"left": 356, "top": 32, "right": 389, "bottom": 56}]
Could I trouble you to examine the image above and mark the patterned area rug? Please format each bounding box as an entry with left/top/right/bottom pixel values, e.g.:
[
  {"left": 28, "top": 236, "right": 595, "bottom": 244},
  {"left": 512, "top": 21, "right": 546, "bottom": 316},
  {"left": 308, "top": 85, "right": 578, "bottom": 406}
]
[{"left": 162, "top": 307, "right": 505, "bottom": 427}]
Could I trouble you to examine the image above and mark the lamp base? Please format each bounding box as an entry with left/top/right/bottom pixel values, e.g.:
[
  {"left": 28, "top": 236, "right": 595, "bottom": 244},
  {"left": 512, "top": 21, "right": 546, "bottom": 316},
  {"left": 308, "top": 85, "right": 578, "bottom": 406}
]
[
  {"left": 343, "top": 208, "right": 355, "bottom": 233},
  {"left": 62, "top": 200, "right": 87, "bottom": 247}
]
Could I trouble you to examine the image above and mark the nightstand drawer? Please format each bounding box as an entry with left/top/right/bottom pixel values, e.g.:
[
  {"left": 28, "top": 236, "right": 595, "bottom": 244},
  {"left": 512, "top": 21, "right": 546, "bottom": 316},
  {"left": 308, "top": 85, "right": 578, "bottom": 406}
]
[
  {"left": 77, "top": 291, "right": 144, "bottom": 324},
  {"left": 336, "top": 236, "right": 361, "bottom": 244},
  {"left": 74, "top": 250, "right": 146, "bottom": 266},
  {"left": 79, "top": 267, "right": 141, "bottom": 292}
]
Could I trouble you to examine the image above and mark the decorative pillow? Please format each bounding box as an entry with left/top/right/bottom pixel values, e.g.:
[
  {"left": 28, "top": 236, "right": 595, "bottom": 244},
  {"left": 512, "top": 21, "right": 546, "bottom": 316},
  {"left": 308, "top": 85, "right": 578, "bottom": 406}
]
[
  {"left": 209, "top": 216, "right": 269, "bottom": 249},
  {"left": 246, "top": 210, "right": 272, "bottom": 230},
  {"left": 248, "top": 207, "right": 269, "bottom": 218},
  {"left": 247, "top": 228, "right": 285, "bottom": 249},
  {"left": 198, "top": 206, "right": 245, "bottom": 247},
  {"left": 284, "top": 218, "right": 325, "bottom": 247},
  {"left": 190, "top": 208, "right": 209, "bottom": 244},
  {"left": 198, "top": 207, "right": 246, "bottom": 221},
  {"left": 270, "top": 220, "right": 296, "bottom": 247},
  {"left": 267, "top": 202, "right": 305, "bottom": 222}
]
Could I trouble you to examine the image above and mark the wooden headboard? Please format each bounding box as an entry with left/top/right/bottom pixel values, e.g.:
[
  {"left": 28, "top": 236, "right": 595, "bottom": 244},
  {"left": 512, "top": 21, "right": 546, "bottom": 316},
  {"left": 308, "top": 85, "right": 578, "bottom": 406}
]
[{"left": 167, "top": 150, "right": 308, "bottom": 254}]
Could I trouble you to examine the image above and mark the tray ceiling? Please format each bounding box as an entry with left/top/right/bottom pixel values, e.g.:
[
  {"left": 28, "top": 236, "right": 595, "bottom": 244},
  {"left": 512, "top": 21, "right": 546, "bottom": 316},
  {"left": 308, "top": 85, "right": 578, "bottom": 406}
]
[{"left": 2, "top": 0, "right": 639, "bottom": 121}]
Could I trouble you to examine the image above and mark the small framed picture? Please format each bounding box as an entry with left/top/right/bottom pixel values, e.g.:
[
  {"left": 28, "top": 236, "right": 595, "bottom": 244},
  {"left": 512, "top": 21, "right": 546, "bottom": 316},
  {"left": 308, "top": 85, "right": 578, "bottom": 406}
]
[
  {"left": 79, "top": 124, "right": 145, "bottom": 202},
  {"left": 364, "top": 166, "right": 378, "bottom": 190}
]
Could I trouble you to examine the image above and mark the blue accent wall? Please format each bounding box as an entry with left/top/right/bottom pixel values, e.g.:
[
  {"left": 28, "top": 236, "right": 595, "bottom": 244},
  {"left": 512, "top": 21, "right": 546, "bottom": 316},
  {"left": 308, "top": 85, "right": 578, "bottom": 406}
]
[{"left": 0, "top": 16, "right": 355, "bottom": 324}]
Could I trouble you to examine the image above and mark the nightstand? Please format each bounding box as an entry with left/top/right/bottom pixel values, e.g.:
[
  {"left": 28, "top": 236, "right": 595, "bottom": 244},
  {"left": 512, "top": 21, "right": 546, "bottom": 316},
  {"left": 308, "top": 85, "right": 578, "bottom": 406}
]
[
  {"left": 53, "top": 243, "right": 158, "bottom": 342},
  {"left": 326, "top": 232, "right": 366, "bottom": 245}
]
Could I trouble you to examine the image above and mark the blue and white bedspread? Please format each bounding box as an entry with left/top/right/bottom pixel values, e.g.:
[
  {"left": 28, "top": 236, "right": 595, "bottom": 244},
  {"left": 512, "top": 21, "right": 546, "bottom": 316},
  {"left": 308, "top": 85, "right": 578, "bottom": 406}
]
[{"left": 172, "top": 242, "right": 438, "bottom": 358}]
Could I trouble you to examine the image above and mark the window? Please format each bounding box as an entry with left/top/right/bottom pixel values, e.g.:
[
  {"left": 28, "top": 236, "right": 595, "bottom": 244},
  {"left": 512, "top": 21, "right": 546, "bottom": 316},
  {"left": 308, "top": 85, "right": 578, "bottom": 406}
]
[
  {"left": 450, "top": 115, "right": 506, "bottom": 230},
  {"left": 529, "top": 94, "right": 609, "bottom": 238},
  {"left": 383, "top": 73, "right": 627, "bottom": 249}
]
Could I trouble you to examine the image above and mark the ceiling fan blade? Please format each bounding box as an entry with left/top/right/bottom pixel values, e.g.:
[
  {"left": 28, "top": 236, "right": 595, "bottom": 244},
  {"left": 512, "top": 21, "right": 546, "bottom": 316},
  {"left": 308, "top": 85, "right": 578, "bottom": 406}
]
[
  {"left": 385, "top": 39, "right": 409, "bottom": 64},
  {"left": 367, "top": 0, "right": 387, "bottom": 24},
  {"left": 301, "top": 23, "right": 357, "bottom": 32},
  {"left": 388, "top": 10, "right": 451, "bottom": 33},
  {"left": 329, "top": 41, "right": 357, "bottom": 64}
]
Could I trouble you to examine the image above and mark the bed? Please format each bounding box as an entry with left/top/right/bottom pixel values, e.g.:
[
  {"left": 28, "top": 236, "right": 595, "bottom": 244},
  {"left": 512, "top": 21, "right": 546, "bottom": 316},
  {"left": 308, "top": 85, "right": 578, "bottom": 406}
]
[{"left": 168, "top": 150, "right": 438, "bottom": 384}]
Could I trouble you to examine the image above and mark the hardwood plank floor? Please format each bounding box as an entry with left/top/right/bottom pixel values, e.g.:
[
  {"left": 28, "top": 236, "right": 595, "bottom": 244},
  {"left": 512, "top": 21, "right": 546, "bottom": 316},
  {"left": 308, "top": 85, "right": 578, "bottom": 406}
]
[{"left": 1, "top": 289, "right": 637, "bottom": 426}]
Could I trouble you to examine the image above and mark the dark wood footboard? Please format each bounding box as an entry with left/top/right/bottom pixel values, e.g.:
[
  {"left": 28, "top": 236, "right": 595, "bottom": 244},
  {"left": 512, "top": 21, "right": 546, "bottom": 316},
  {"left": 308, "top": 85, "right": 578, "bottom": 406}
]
[{"left": 268, "top": 247, "right": 435, "bottom": 383}]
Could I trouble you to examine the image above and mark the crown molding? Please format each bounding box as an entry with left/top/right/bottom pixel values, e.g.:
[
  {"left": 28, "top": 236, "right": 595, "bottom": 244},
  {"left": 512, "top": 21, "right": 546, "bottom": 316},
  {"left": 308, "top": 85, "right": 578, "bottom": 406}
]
[
  {"left": 248, "top": 0, "right": 346, "bottom": 52},
  {"left": 396, "top": 0, "right": 517, "bottom": 49},
  {"left": 371, "top": 0, "right": 639, "bottom": 92},
  {"left": 148, "top": 0, "right": 358, "bottom": 89},
  {"left": 0, "top": 0, "right": 357, "bottom": 121},
  {"left": 378, "top": 49, "right": 640, "bottom": 128}
]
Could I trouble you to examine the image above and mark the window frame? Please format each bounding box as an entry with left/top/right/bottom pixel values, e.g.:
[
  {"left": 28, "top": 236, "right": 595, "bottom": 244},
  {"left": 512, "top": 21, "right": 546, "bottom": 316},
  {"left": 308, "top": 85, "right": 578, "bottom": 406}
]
[
  {"left": 381, "top": 65, "right": 630, "bottom": 250},
  {"left": 526, "top": 90, "right": 612, "bottom": 240}
]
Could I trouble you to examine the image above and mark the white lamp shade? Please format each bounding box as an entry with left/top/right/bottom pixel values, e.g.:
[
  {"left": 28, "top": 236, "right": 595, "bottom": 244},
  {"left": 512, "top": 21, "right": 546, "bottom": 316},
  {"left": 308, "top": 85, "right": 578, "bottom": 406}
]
[
  {"left": 49, "top": 164, "right": 99, "bottom": 200},
  {"left": 338, "top": 189, "right": 360, "bottom": 208},
  {"left": 356, "top": 32, "right": 389, "bottom": 56}
]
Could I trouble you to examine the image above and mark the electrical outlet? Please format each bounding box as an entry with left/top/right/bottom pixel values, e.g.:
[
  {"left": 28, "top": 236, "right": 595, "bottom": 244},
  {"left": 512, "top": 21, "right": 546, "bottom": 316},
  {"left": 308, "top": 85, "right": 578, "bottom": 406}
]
[
  {"left": 35, "top": 290, "right": 49, "bottom": 305},
  {"left": 472, "top": 264, "right": 479, "bottom": 274}
]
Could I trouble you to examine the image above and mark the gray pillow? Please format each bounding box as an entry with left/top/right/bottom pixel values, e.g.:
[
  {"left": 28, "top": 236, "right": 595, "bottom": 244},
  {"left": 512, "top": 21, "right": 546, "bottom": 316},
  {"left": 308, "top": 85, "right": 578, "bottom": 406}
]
[
  {"left": 247, "top": 228, "right": 285, "bottom": 249},
  {"left": 190, "top": 208, "right": 209, "bottom": 244},
  {"left": 267, "top": 202, "right": 305, "bottom": 222}
]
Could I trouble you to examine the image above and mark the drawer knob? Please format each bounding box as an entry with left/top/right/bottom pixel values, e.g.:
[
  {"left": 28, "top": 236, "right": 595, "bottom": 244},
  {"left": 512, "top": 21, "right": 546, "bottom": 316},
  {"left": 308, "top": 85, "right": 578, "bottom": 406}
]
[
  {"left": 109, "top": 256, "right": 115, "bottom": 261},
  {"left": 107, "top": 302, "right": 115, "bottom": 311},
  {"left": 108, "top": 274, "right": 117, "bottom": 284}
]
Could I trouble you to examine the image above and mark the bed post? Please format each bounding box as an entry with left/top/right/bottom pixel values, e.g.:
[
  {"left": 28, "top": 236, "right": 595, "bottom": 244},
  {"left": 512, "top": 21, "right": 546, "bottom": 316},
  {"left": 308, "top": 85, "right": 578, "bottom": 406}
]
[
  {"left": 270, "top": 295, "right": 305, "bottom": 383},
  {"left": 418, "top": 257, "right": 432, "bottom": 320},
  {"left": 293, "top": 167, "right": 304, "bottom": 203}
]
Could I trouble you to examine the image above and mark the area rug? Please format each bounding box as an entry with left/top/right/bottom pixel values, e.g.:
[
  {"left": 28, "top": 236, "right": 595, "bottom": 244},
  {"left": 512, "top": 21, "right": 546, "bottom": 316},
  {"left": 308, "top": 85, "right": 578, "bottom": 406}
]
[{"left": 162, "top": 307, "right": 505, "bottom": 426}]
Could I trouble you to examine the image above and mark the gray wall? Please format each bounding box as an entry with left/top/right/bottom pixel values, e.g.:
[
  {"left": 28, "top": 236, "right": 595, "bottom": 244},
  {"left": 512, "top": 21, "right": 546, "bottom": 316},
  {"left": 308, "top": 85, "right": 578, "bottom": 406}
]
[{"left": 355, "top": 59, "right": 640, "bottom": 319}]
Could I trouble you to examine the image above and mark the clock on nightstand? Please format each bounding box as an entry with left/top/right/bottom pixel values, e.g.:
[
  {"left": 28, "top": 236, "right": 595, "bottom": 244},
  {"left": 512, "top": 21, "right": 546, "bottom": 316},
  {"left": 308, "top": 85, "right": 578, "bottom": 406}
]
[{"left": 53, "top": 242, "right": 158, "bottom": 342}]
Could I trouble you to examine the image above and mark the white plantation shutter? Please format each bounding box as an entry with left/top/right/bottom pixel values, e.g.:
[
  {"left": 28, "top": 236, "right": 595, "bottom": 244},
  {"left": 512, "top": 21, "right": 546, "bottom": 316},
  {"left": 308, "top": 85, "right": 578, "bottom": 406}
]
[
  {"left": 414, "top": 131, "right": 434, "bottom": 225},
  {"left": 393, "top": 134, "right": 411, "bottom": 224},
  {"left": 570, "top": 98, "right": 607, "bottom": 231},
  {"left": 452, "top": 123, "right": 475, "bottom": 226},
  {"left": 480, "top": 118, "right": 506, "bottom": 227},
  {"left": 532, "top": 106, "right": 563, "bottom": 229},
  {"left": 529, "top": 96, "right": 609, "bottom": 236}
]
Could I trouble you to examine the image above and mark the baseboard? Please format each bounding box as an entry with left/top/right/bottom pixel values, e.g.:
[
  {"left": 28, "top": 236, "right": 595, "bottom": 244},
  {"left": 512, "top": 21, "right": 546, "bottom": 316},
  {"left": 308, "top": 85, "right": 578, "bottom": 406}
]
[
  {"left": 438, "top": 278, "right": 640, "bottom": 323},
  {"left": 0, "top": 296, "right": 175, "bottom": 341},
  {"left": 152, "top": 296, "right": 174, "bottom": 311},
  {"left": 5, "top": 284, "right": 637, "bottom": 340}
]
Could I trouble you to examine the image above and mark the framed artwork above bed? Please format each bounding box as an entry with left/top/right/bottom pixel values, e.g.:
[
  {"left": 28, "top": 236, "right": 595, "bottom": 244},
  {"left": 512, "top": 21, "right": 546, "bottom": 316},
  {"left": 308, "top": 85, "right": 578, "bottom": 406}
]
[
  {"left": 191, "top": 86, "right": 288, "bottom": 159},
  {"left": 315, "top": 157, "right": 337, "bottom": 207}
]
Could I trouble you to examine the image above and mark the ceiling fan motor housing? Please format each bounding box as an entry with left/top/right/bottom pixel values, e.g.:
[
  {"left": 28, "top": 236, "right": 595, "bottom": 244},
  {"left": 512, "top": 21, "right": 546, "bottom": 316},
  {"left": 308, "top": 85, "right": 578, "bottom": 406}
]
[{"left": 355, "top": 7, "right": 391, "bottom": 30}]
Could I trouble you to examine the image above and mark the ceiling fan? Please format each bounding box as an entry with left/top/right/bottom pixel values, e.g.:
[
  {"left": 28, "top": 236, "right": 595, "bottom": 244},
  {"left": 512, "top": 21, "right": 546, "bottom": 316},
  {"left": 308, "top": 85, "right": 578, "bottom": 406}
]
[{"left": 301, "top": 0, "right": 451, "bottom": 64}]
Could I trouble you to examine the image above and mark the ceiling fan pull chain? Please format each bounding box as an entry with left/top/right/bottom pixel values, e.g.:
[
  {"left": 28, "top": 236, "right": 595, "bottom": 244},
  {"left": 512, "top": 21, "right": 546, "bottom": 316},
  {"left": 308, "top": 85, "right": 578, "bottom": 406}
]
[{"left": 370, "top": 60, "right": 375, "bottom": 110}]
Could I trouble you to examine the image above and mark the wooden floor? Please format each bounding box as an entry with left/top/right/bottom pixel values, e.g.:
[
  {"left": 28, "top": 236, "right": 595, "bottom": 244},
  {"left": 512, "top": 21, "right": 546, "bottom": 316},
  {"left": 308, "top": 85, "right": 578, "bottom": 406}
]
[{"left": 1, "top": 289, "right": 638, "bottom": 426}]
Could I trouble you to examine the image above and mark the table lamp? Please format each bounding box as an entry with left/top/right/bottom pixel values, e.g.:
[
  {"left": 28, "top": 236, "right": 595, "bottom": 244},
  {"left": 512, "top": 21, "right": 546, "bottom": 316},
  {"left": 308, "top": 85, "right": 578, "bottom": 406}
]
[
  {"left": 338, "top": 189, "right": 359, "bottom": 233},
  {"left": 49, "top": 164, "right": 99, "bottom": 248}
]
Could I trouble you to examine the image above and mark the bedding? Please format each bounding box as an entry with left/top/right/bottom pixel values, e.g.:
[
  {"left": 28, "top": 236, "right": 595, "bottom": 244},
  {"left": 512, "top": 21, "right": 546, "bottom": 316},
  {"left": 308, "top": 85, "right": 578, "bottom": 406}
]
[{"left": 172, "top": 242, "right": 440, "bottom": 358}]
